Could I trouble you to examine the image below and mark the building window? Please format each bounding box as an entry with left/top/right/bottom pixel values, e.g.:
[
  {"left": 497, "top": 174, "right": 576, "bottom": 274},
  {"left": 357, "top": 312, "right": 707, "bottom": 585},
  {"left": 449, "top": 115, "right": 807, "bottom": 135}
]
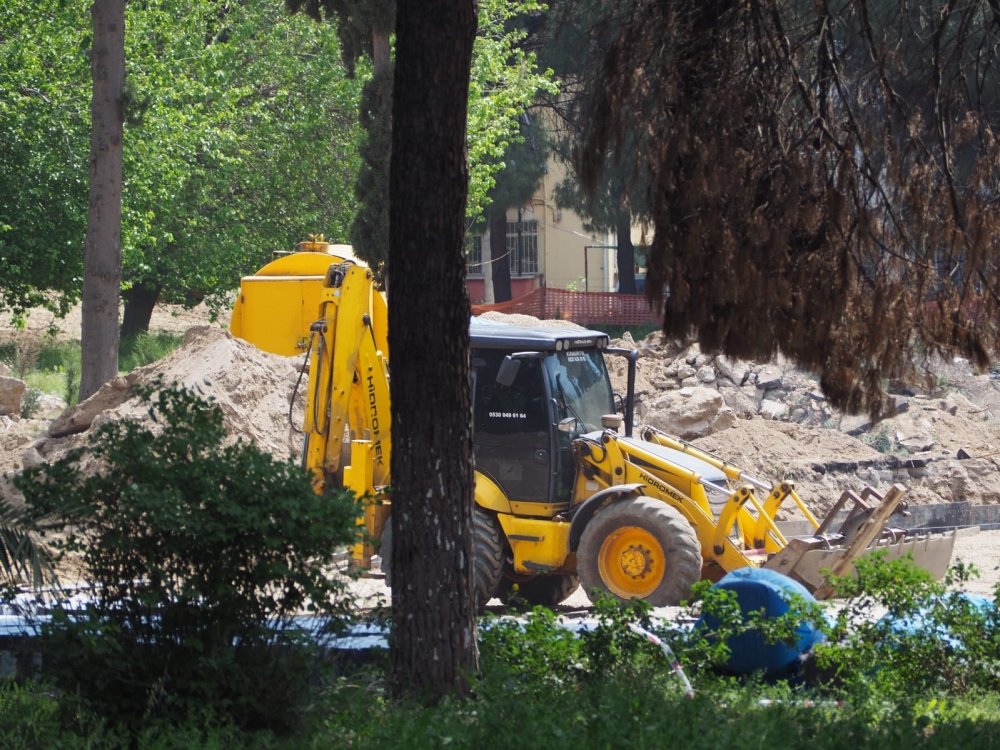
[
  {"left": 466, "top": 234, "right": 484, "bottom": 276},
  {"left": 507, "top": 219, "right": 538, "bottom": 276}
]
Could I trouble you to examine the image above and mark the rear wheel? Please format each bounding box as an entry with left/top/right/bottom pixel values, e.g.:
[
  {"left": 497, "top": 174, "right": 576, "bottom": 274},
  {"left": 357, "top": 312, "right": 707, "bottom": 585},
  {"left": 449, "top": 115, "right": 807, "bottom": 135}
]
[
  {"left": 472, "top": 506, "right": 504, "bottom": 612},
  {"left": 382, "top": 507, "right": 503, "bottom": 613},
  {"left": 498, "top": 574, "right": 581, "bottom": 607},
  {"left": 578, "top": 496, "right": 701, "bottom": 606},
  {"left": 380, "top": 519, "right": 393, "bottom": 588}
]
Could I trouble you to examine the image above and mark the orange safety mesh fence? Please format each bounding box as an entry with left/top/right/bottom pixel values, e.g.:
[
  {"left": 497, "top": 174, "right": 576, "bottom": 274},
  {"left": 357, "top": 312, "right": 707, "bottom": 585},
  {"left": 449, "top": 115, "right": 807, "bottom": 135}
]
[{"left": 471, "top": 288, "right": 662, "bottom": 328}]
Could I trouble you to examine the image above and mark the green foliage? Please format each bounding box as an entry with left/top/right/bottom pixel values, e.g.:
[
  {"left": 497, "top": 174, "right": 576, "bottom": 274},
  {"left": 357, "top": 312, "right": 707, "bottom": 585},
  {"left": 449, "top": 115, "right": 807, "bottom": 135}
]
[
  {"left": 479, "top": 608, "right": 585, "bottom": 689},
  {"left": 17, "top": 339, "right": 80, "bottom": 408},
  {"left": 862, "top": 425, "right": 907, "bottom": 455},
  {"left": 345, "top": 0, "right": 557, "bottom": 278},
  {"left": 16, "top": 380, "right": 361, "bottom": 731},
  {"left": 18, "top": 388, "right": 41, "bottom": 419},
  {"left": 467, "top": 0, "right": 557, "bottom": 220},
  {"left": 0, "top": 502, "right": 55, "bottom": 592},
  {"left": 119, "top": 331, "right": 184, "bottom": 372},
  {"left": 815, "top": 553, "right": 1000, "bottom": 708},
  {"left": 1, "top": 0, "right": 363, "bottom": 316},
  {"left": 349, "top": 66, "right": 392, "bottom": 278}
]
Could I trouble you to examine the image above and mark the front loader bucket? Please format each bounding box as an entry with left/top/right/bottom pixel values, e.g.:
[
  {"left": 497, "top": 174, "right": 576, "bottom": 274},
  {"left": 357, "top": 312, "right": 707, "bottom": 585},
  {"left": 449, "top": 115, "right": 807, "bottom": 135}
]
[
  {"left": 762, "top": 483, "right": 957, "bottom": 599},
  {"left": 764, "top": 530, "right": 957, "bottom": 597}
]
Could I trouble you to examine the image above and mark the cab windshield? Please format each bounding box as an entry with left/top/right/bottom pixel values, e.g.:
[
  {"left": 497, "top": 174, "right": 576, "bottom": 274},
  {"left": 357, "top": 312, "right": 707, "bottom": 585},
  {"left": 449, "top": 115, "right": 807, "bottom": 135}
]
[{"left": 544, "top": 349, "right": 614, "bottom": 432}]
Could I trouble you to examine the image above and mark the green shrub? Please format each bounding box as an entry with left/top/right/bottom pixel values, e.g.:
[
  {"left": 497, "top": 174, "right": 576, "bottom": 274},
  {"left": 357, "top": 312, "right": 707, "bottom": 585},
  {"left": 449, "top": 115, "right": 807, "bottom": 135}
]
[
  {"left": 34, "top": 338, "right": 80, "bottom": 374},
  {"left": 814, "top": 553, "right": 1000, "bottom": 707},
  {"left": 862, "top": 425, "right": 907, "bottom": 455},
  {"left": 16, "top": 380, "right": 361, "bottom": 733},
  {"left": 19, "top": 388, "right": 41, "bottom": 419}
]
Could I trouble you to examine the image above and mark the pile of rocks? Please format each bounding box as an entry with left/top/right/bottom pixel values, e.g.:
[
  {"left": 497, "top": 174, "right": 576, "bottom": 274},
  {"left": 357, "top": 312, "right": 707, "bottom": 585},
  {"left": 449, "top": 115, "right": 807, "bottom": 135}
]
[
  {"left": 611, "top": 335, "right": 839, "bottom": 440},
  {"left": 604, "top": 331, "right": 1000, "bottom": 512}
]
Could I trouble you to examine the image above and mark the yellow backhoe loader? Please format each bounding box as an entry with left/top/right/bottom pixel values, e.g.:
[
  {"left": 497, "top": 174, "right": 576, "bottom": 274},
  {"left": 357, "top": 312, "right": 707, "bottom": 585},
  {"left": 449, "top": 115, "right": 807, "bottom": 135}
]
[{"left": 232, "top": 240, "right": 956, "bottom": 608}]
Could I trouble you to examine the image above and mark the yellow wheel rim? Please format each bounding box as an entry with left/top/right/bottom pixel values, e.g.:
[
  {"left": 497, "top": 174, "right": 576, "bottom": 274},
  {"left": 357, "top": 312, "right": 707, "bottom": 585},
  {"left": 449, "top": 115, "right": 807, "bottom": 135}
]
[{"left": 597, "top": 526, "right": 665, "bottom": 599}]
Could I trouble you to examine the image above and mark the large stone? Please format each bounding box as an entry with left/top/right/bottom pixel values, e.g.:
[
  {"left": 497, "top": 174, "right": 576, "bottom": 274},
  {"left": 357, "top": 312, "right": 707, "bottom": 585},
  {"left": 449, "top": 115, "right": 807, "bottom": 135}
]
[
  {"left": 694, "top": 353, "right": 714, "bottom": 368},
  {"left": 756, "top": 365, "right": 783, "bottom": 390},
  {"left": 0, "top": 377, "right": 26, "bottom": 416},
  {"left": 839, "top": 414, "right": 872, "bottom": 436},
  {"left": 898, "top": 434, "right": 936, "bottom": 452},
  {"left": 715, "top": 355, "right": 749, "bottom": 386},
  {"left": 759, "top": 399, "right": 788, "bottom": 420},
  {"left": 696, "top": 366, "right": 717, "bottom": 384},
  {"left": 675, "top": 364, "right": 697, "bottom": 381},
  {"left": 644, "top": 386, "right": 736, "bottom": 440},
  {"left": 721, "top": 387, "right": 757, "bottom": 418},
  {"left": 49, "top": 374, "right": 134, "bottom": 438}
]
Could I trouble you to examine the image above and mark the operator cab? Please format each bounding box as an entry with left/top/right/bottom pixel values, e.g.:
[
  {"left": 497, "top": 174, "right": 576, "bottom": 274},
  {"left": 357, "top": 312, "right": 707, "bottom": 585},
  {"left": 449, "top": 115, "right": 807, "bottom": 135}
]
[{"left": 470, "top": 318, "right": 620, "bottom": 515}]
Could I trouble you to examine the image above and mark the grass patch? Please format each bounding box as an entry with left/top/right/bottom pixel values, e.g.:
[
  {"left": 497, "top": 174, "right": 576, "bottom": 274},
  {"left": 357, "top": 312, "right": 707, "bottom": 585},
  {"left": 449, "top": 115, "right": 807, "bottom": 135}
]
[
  {"left": 0, "top": 331, "right": 182, "bottom": 406},
  {"left": 119, "top": 331, "right": 184, "bottom": 372}
]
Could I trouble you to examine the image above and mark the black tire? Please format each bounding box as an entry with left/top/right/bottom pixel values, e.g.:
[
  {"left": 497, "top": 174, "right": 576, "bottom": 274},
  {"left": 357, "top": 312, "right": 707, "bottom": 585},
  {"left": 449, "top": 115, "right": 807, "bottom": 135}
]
[
  {"left": 472, "top": 506, "right": 504, "bottom": 612},
  {"left": 497, "top": 574, "right": 581, "bottom": 607},
  {"left": 578, "top": 496, "right": 702, "bottom": 606},
  {"left": 382, "top": 509, "right": 503, "bottom": 613},
  {"left": 380, "top": 518, "right": 393, "bottom": 588}
]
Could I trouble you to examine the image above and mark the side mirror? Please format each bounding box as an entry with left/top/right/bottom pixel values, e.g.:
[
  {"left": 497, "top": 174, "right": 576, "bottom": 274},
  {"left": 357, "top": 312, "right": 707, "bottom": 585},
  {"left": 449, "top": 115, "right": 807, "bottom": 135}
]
[
  {"left": 557, "top": 416, "right": 578, "bottom": 434},
  {"left": 496, "top": 355, "right": 521, "bottom": 387}
]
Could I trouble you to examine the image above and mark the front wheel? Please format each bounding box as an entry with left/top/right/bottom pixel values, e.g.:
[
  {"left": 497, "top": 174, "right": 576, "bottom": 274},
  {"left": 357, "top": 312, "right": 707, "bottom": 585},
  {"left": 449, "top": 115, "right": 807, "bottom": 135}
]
[{"left": 578, "top": 496, "right": 701, "bottom": 606}]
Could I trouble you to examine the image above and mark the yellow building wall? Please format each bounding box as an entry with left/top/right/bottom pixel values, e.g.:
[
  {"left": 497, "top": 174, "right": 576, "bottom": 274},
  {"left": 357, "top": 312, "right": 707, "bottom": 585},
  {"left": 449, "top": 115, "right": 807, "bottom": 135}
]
[
  {"left": 470, "top": 153, "right": 648, "bottom": 297},
  {"left": 526, "top": 157, "right": 613, "bottom": 292}
]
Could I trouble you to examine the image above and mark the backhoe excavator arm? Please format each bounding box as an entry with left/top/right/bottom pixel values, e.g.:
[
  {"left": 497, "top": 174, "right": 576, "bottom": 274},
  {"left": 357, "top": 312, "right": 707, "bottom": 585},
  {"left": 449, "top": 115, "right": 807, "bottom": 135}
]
[{"left": 301, "top": 262, "right": 391, "bottom": 496}]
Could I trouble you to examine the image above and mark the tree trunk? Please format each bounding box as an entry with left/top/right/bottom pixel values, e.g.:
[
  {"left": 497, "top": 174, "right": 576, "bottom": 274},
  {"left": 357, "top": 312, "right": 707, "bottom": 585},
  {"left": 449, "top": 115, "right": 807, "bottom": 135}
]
[
  {"left": 489, "top": 209, "right": 512, "bottom": 303},
  {"left": 615, "top": 209, "right": 637, "bottom": 294},
  {"left": 389, "top": 0, "right": 478, "bottom": 702},
  {"left": 80, "top": 0, "right": 125, "bottom": 401},
  {"left": 373, "top": 28, "right": 391, "bottom": 72},
  {"left": 120, "top": 283, "right": 162, "bottom": 339}
]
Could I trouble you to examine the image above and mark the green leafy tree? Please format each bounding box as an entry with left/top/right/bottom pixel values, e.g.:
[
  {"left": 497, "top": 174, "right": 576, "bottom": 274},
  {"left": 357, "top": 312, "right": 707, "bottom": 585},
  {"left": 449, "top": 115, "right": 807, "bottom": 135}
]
[
  {"left": 0, "top": 5, "right": 89, "bottom": 320},
  {"left": 284, "top": 0, "right": 395, "bottom": 279},
  {"left": 288, "top": 0, "right": 555, "bottom": 281},
  {"left": 0, "top": 0, "right": 363, "bottom": 337},
  {"left": 119, "top": 0, "right": 363, "bottom": 335},
  {"left": 17, "top": 381, "right": 359, "bottom": 729}
]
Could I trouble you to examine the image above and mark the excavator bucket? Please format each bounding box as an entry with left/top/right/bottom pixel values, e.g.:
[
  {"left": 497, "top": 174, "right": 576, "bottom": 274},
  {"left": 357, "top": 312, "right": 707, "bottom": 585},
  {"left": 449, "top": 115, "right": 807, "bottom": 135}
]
[{"left": 763, "top": 484, "right": 957, "bottom": 599}]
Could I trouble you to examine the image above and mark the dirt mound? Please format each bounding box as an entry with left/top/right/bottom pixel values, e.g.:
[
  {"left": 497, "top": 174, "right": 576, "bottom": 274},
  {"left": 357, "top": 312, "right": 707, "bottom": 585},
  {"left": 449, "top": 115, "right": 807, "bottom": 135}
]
[{"left": 1, "top": 326, "right": 305, "bottom": 492}]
